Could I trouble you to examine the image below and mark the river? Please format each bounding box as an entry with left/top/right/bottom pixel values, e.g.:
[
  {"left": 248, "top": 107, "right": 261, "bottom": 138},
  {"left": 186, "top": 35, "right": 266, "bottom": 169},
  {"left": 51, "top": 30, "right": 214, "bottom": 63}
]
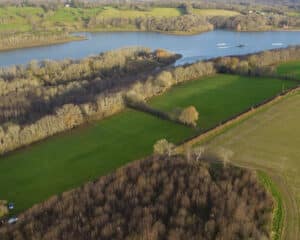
[{"left": 1, "top": 30, "right": 300, "bottom": 67}]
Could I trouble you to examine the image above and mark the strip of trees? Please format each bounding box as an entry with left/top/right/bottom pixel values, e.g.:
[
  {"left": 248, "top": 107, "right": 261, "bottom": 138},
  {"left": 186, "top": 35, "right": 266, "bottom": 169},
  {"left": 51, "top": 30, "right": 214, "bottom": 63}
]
[
  {"left": 0, "top": 154, "right": 274, "bottom": 240},
  {"left": 87, "top": 14, "right": 213, "bottom": 34},
  {"left": 0, "top": 32, "right": 84, "bottom": 51}
]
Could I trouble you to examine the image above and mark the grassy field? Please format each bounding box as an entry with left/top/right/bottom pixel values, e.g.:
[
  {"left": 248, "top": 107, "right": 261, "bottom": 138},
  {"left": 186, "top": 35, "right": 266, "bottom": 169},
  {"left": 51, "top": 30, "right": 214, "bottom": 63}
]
[
  {"left": 193, "top": 8, "right": 240, "bottom": 16},
  {"left": 149, "top": 74, "right": 297, "bottom": 131},
  {"left": 277, "top": 61, "right": 300, "bottom": 79},
  {"left": 205, "top": 92, "right": 300, "bottom": 240},
  {"left": 0, "top": 110, "right": 193, "bottom": 214},
  {"left": 98, "top": 7, "right": 183, "bottom": 18},
  {"left": 287, "top": 11, "right": 300, "bottom": 17},
  {"left": 0, "top": 6, "right": 184, "bottom": 33}
]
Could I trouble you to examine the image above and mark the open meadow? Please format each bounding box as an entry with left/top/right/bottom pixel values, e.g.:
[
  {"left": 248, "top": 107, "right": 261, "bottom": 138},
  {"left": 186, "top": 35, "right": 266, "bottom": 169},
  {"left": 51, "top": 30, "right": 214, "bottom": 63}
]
[
  {"left": 205, "top": 92, "right": 300, "bottom": 240},
  {"left": 192, "top": 8, "right": 240, "bottom": 16},
  {"left": 149, "top": 74, "right": 297, "bottom": 130},
  {"left": 0, "top": 110, "right": 193, "bottom": 214},
  {"left": 277, "top": 61, "right": 300, "bottom": 79}
]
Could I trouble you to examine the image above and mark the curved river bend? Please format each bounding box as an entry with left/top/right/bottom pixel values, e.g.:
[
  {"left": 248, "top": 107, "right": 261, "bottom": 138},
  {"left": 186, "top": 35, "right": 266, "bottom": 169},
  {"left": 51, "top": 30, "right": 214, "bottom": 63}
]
[{"left": 1, "top": 30, "right": 300, "bottom": 67}]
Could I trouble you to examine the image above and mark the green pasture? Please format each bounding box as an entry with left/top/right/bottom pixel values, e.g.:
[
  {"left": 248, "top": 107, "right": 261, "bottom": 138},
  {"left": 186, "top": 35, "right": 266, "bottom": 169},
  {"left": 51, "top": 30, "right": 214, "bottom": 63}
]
[
  {"left": 0, "top": 110, "right": 192, "bottom": 214},
  {"left": 193, "top": 8, "right": 240, "bottom": 16},
  {"left": 277, "top": 61, "right": 300, "bottom": 79},
  {"left": 149, "top": 74, "right": 297, "bottom": 131}
]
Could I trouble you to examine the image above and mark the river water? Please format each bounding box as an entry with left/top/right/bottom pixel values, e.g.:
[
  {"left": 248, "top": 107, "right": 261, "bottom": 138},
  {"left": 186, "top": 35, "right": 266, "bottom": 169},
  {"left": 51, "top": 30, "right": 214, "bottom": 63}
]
[{"left": 1, "top": 30, "right": 300, "bottom": 67}]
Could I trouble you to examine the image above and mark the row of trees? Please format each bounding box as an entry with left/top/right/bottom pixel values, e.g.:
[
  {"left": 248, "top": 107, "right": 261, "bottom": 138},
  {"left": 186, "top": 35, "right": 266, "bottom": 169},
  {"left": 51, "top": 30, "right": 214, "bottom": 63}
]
[
  {"left": 211, "top": 13, "right": 300, "bottom": 31},
  {"left": 214, "top": 45, "right": 300, "bottom": 76},
  {"left": 0, "top": 154, "right": 274, "bottom": 240},
  {"left": 87, "top": 14, "right": 213, "bottom": 34}
]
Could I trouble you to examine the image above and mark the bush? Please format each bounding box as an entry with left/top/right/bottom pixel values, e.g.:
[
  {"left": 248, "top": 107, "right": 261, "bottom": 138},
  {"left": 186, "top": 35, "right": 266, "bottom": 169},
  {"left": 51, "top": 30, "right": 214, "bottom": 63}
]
[{"left": 179, "top": 106, "right": 199, "bottom": 127}]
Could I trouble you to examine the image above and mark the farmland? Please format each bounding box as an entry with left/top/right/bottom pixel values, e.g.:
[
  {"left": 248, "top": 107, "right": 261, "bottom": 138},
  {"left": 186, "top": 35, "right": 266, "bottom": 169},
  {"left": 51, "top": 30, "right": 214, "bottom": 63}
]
[
  {"left": 277, "top": 61, "right": 300, "bottom": 79},
  {"left": 0, "top": 109, "right": 193, "bottom": 214},
  {"left": 193, "top": 9, "right": 240, "bottom": 16},
  {"left": 205, "top": 92, "right": 300, "bottom": 240},
  {"left": 149, "top": 74, "right": 298, "bottom": 130},
  {"left": 0, "top": 73, "right": 297, "bottom": 214},
  {"left": 0, "top": 6, "right": 184, "bottom": 33}
]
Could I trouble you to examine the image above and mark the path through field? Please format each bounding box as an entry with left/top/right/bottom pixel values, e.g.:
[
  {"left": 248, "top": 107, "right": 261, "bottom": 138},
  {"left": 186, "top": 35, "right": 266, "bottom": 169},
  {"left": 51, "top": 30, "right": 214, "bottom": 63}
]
[{"left": 206, "top": 92, "right": 300, "bottom": 240}]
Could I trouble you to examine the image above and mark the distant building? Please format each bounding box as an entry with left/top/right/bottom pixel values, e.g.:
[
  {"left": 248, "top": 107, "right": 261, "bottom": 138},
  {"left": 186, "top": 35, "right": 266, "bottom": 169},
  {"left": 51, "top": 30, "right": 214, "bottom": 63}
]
[{"left": 65, "top": 4, "right": 70, "bottom": 8}]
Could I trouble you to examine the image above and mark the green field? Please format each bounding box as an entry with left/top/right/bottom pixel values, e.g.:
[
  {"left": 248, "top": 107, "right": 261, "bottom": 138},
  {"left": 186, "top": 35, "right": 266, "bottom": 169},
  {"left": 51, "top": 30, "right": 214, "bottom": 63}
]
[
  {"left": 0, "top": 6, "right": 184, "bottom": 33},
  {"left": 98, "top": 7, "right": 183, "bottom": 18},
  {"left": 277, "top": 61, "right": 300, "bottom": 79},
  {"left": 0, "top": 110, "right": 193, "bottom": 214},
  {"left": 149, "top": 74, "right": 297, "bottom": 130},
  {"left": 193, "top": 8, "right": 240, "bottom": 16},
  {"left": 287, "top": 11, "right": 300, "bottom": 17},
  {"left": 206, "top": 92, "right": 300, "bottom": 240},
  {"left": 0, "top": 74, "right": 297, "bottom": 215}
]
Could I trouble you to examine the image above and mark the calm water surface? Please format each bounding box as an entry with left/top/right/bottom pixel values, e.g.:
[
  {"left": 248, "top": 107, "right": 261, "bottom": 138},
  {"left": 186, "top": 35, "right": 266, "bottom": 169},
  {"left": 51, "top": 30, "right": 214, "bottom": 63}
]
[{"left": 1, "top": 30, "right": 300, "bottom": 67}]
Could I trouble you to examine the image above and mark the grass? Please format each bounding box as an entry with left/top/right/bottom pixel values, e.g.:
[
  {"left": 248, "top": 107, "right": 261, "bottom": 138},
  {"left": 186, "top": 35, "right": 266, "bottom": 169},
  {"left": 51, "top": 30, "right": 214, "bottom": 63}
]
[
  {"left": 287, "top": 11, "right": 300, "bottom": 17},
  {"left": 206, "top": 91, "right": 300, "bottom": 240},
  {"left": 277, "top": 61, "right": 300, "bottom": 79},
  {"left": 149, "top": 74, "right": 297, "bottom": 131},
  {"left": 98, "top": 7, "right": 182, "bottom": 18},
  {"left": 0, "top": 110, "right": 193, "bottom": 214},
  {"left": 193, "top": 9, "right": 240, "bottom": 17},
  {"left": 258, "top": 171, "right": 284, "bottom": 240},
  {"left": 0, "top": 6, "right": 184, "bottom": 34}
]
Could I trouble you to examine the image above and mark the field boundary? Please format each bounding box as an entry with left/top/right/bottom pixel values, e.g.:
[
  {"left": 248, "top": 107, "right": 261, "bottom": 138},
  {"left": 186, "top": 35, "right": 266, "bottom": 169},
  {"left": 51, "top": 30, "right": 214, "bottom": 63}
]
[
  {"left": 177, "top": 85, "right": 300, "bottom": 151},
  {"left": 258, "top": 171, "right": 284, "bottom": 240}
]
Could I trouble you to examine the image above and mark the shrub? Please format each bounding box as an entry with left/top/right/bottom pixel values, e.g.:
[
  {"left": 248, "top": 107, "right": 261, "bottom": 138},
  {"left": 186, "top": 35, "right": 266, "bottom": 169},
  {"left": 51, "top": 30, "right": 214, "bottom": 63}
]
[{"left": 179, "top": 106, "right": 199, "bottom": 127}]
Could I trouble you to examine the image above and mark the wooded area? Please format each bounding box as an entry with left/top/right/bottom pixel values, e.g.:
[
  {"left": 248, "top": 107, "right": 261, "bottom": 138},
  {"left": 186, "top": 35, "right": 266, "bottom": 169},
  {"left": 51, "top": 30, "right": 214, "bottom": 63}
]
[{"left": 0, "top": 154, "right": 274, "bottom": 240}]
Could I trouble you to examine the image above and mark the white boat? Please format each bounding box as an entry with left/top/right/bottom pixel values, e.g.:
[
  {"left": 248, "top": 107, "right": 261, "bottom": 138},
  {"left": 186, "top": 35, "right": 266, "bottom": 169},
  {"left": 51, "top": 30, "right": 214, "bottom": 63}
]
[
  {"left": 272, "top": 43, "right": 284, "bottom": 46},
  {"left": 216, "top": 43, "right": 227, "bottom": 46}
]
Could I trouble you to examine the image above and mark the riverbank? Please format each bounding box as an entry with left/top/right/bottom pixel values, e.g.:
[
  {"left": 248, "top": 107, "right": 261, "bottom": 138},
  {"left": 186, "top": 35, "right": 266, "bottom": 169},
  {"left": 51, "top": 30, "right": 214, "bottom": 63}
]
[{"left": 0, "top": 33, "right": 86, "bottom": 52}]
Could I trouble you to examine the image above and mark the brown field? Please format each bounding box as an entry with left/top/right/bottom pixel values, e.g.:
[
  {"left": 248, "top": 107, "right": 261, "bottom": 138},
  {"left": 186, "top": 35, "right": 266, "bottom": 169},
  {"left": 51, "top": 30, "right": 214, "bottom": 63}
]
[{"left": 204, "top": 92, "right": 300, "bottom": 240}]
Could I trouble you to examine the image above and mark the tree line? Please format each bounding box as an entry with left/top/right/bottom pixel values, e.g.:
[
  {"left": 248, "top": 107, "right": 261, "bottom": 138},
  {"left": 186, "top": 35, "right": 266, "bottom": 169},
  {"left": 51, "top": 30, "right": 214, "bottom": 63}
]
[
  {"left": 0, "top": 154, "right": 274, "bottom": 240},
  {"left": 87, "top": 14, "right": 213, "bottom": 34},
  {"left": 0, "top": 32, "right": 83, "bottom": 51}
]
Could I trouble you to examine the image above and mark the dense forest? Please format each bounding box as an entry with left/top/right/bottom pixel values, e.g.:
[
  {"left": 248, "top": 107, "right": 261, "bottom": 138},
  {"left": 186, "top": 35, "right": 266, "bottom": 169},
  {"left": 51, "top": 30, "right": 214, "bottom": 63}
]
[
  {"left": 0, "top": 154, "right": 274, "bottom": 240},
  {"left": 1, "top": 46, "right": 300, "bottom": 155}
]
